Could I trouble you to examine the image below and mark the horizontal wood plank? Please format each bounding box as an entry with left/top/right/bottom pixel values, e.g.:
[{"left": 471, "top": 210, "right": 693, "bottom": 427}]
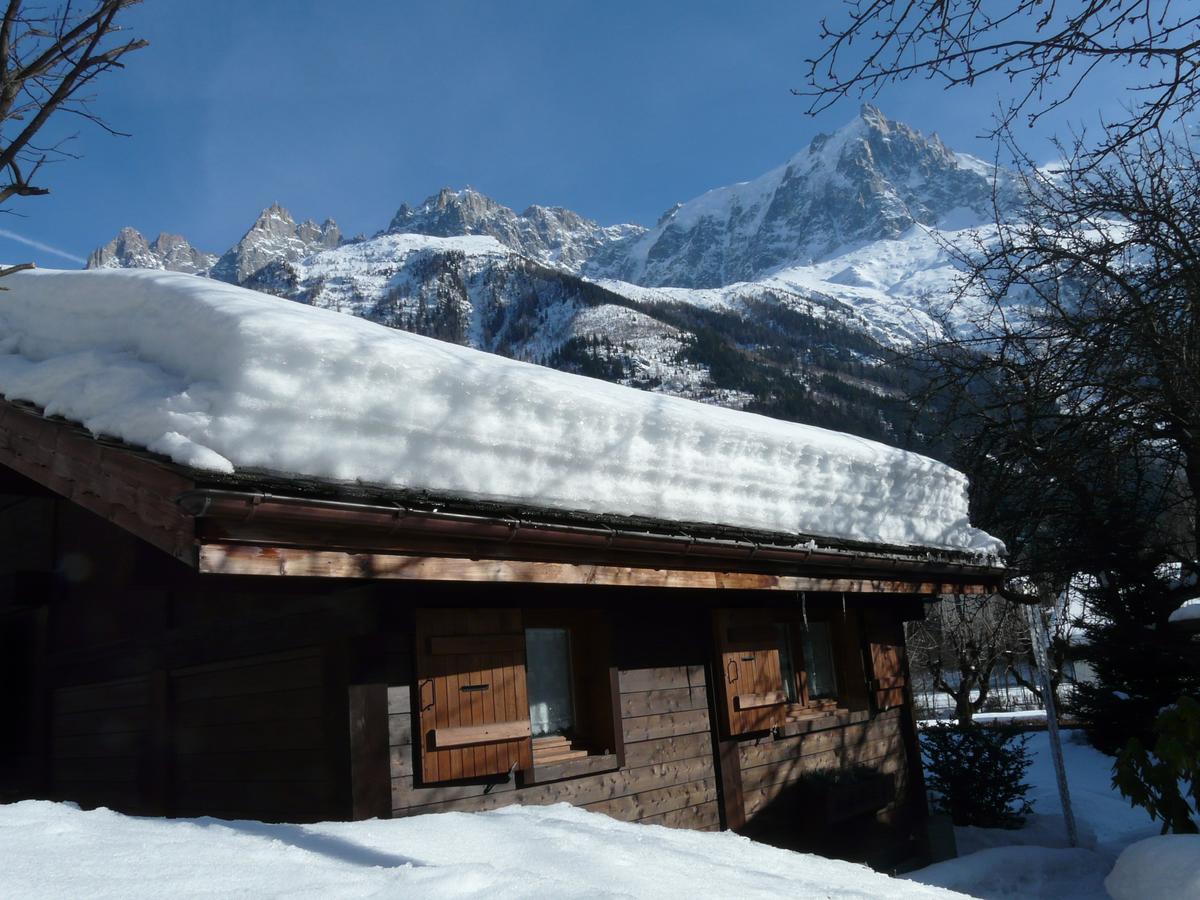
[
  {"left": 52, "top": 678, "right": 147, "bottom": 715},
  {"left": 622, "top": 709, "right": 710, "bottom": 743},
  {"left": 621, "top": 732, "right": 713, "bottom": 769},
  {"left": 524, "top": 753, "right": 621, "bottom": 785},
  {"left": 584, "top": 777, "right": 717, "bottom": 822},
  {"left": 174, "top": 717, "right": 325, "bottom": 754},
  {"left": 743, "top": 755, "right": 904, "bottom": 820},
  {"left": 620, "top": 687, "right": 708, "bottom": 718},
  {"left": 640, "top": 801, "right": 721, "bottom": 830},
  {"left": 433, "top": 720, "right": 531, "bottom": 749},
  {"left": 199, "top": 544, "right": 992, "bottom": 594},
  {"left": 392, "top": 756, "right": 715, "bottom": 815},
  {"left": 740, "top": 737, "right": 903, "bottom": 792},
  {"left": 174, "top": 687, "right": 323, "bottom": 728},
  {"left": 734, "top": 691, "right": 787, "bottom": 711},
  {"left": 618, "top": 666, "right": 702, "bottom": 694}
]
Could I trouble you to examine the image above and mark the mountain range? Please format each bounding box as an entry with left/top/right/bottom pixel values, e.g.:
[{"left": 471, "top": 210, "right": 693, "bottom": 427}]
[{"left": 87, "top": 105, "right": 1006, "bottom": 450}]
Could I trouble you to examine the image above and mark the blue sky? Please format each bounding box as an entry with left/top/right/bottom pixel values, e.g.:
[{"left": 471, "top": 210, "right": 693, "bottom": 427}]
[{"left": 2, "top": 1, "right": 1147, "bottom": 267}]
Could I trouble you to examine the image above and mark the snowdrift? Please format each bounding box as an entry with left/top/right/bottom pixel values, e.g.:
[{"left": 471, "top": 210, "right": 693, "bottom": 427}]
[
  {"left": 0, "top": 800, "right": 966, "bottom": 899},
  {"left": 0, "top": 268, "right": 1002, "bottom": 553}
]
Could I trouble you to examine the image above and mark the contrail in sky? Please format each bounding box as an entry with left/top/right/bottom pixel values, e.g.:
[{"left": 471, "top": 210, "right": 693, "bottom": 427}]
[{"left": 0, "top": 228, "right": 86, "bottom": 265}]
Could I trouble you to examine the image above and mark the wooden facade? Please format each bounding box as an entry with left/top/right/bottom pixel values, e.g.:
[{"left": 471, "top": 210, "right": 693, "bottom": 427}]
[{"left": 0, "top": 399, "right": 1002, "bottom": 868}]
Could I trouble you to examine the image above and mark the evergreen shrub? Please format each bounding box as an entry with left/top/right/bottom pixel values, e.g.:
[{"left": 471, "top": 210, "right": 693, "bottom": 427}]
[{"left": 921, "top": 723, "right": 1034, "bottom": 828}]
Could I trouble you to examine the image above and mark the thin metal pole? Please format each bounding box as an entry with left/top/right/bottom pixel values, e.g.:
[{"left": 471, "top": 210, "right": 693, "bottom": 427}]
[{"left": 1024, "top": 601, "right": 1078, "bottom": 847}]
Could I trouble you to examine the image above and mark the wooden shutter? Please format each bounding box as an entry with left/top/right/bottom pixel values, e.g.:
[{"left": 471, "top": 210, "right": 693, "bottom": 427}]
[
  {"left": 713, "top": 609, "right": 788, "bottom": 736},
  {"left": 415, "top": 608, "right": 533, "bottom": 783},
  {"left": 865, "top": 610, "right": 908, "bottom": 711}
]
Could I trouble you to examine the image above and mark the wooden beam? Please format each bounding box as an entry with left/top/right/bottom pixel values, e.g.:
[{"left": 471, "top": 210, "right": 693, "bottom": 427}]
[
  {"left": 348, "top": 683, "right": 391, "bottom": 821},
  {"left": 194, "top": 500, "right": 1003, "bottom": 585},
  {"left": 0, "top": 401, "right": 196, "bottom": 564},
  {"left": 198, "top": 543, "right": 994, "bottom": 594},
  {"left": 733, "top": 691, "right": 787, "bottom": 711},
  {"left": 433, "top": 720, "right": 532, "bottom": 749}
]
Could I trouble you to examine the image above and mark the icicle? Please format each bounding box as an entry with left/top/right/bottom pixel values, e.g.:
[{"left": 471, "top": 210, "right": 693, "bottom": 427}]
[
  {"left": 801, "top": 591, "right": 808, "bottom": 628},
  {"left": 842, "top": 592, "right": 847, "bottom": 619}
]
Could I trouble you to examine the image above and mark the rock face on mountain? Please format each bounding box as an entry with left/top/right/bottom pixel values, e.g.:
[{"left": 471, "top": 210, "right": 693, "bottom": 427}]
[
  {"left": 589, "top": 104, "right": 1002, "bottom": 288},
  {"left": 87, "top": 227, "right": 216, "bottom": 274},
  {"left": 387, "top": 187, "right": 643, "bottom": 272},
  {"left": 210, "top": 202, "right": 341, "bottom": 285}
]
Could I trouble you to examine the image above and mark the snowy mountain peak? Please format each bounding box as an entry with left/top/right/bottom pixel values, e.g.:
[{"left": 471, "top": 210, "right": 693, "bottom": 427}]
[
  {"left": 210, "top": 203, "right": 340, "bottom": 285},
  {"left": 589, "top": 105, "right": 1004, "bottom": 289},
  {"left": 386, "top": 186, "right": 643, "bottom": 272},
  {"left": 86, "top": 227, "right": 216, "bottom": 275},
  {"left": 388, "top": 187, "right": 505, "bottom": 237}
]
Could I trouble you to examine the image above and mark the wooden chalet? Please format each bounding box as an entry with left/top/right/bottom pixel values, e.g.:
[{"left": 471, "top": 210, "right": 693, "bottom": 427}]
[{"left": 0, "top": 397, "right": 1001, "bottom": 868}]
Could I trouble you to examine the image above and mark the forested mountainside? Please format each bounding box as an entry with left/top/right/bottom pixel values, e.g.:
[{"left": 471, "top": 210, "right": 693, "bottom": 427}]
[{"left": 89, "top": 105, "right": 1007, "bottom": 453}]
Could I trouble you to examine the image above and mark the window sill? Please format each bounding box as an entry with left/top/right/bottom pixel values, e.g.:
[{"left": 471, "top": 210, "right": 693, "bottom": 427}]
[
  {"left": 774, "top": 707, "right": 870, "bottom": 738},
  {"left": 521, "top": 752, "right": 620, "bottom": 785}
]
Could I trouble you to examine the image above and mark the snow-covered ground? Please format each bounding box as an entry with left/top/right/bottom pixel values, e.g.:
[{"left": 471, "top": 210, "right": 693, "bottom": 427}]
[
  {"left": 0, "top": 800, "right": 966, "bottom": 899},
  {"left": 2, "top": 730, "right": 1194, "bottom": 898},
  {"left": 905, "top": 730, "right": 1181, "bottom": 900}
]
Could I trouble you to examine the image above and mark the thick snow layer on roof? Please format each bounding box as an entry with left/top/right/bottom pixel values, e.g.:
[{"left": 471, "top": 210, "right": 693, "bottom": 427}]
[
  {"left": 0, "top": 269, "right": 1002, "bottom": 554},
  {"left": 0, "top": 800, "right": 966, "bottom": 899}
]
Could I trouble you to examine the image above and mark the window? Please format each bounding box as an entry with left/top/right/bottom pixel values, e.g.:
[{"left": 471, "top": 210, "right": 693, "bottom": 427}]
[
  {"left": 716, "top": 607, "right": 870, "bottom": 737},
  {"left": 775, "top": 620, "right": 840, "bottom": 711},
  {"left": 526, "top": 627, "right": 575, "bottom": 738},
  {"left": 414, "top": 608, "right": 622, "bottom": 784},
  {"left": 523, "top": 610, "right": 620, "bottom": 770}
]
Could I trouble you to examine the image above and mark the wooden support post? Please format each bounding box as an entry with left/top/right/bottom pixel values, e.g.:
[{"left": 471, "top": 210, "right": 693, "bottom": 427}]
[
  {"left": 704, "top": 659, "right": 745, "bottom": 831},
  {"left": 323, "top": 641, "right": 354, "bottom": 820},
  {"left": 348, "top": 683, "right": 391, "bottom": 820}
]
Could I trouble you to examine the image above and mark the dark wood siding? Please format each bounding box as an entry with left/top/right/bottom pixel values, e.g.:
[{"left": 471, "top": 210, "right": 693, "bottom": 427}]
[
  {"left": 169, "top": 649, "right": 335, "bottom": 821},
  {"left": 389, "top": 657, "right": 721, "bottom": 832},
  {"left": 50, "top": 676, "right": 150, "bottom": 811}
]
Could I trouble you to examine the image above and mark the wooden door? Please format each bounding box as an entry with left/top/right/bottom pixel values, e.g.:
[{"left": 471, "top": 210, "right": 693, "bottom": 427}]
[
  {"left": 415, "top": 608, "right": 533, "bottom": 783},
  {"left": 713, "top": 609, "right": 788, "bottom": 736}
]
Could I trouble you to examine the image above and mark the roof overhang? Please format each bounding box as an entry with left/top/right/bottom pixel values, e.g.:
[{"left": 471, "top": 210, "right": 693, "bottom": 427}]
[{"left": 0, "top": 397, "right": 1004, "bottom": 593}]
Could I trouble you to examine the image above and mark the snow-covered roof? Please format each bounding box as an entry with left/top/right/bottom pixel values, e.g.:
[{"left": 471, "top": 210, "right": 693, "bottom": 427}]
[{"left": 0, "top": 269, "right": 1002, "bottom": 555}]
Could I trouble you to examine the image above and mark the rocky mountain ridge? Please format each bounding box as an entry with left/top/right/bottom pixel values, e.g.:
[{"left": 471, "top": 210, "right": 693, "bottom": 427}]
[
  {"left": 588, "top": 104, "right": 1004, "bottom": 288},
  {"left": 87, "top": 227, "right": 216, "bottom": 274},
  {"left": 386, "top": 187, "right": 643, "bottom": 272}
]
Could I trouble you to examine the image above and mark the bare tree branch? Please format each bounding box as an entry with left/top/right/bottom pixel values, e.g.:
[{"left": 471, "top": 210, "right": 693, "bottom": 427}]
[
  {"left": 0, "top": 1, "right": 145, "bottom": 271},
  {"left": 802, "top": 1, "right": 1200, "bottom": 161}
]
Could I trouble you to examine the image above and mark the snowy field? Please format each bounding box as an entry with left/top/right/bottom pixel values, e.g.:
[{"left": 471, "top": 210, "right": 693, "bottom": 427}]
[{"left": 1, "top": 730, "right": 1197, "bottom": 899}]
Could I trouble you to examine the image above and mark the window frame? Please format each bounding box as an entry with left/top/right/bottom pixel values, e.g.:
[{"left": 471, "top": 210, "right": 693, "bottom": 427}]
[
  {"left": 525, "top": 625, "right": 579, "bottom": 741},
  {"left": 520, "top": 608, "right": 624, "bottom": 781},
  {"left": 777, "top": 616, "right": 846, "bottom": 720},
  {"left": 711, "top": 606, "right": 871, "bottom": 738}
]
